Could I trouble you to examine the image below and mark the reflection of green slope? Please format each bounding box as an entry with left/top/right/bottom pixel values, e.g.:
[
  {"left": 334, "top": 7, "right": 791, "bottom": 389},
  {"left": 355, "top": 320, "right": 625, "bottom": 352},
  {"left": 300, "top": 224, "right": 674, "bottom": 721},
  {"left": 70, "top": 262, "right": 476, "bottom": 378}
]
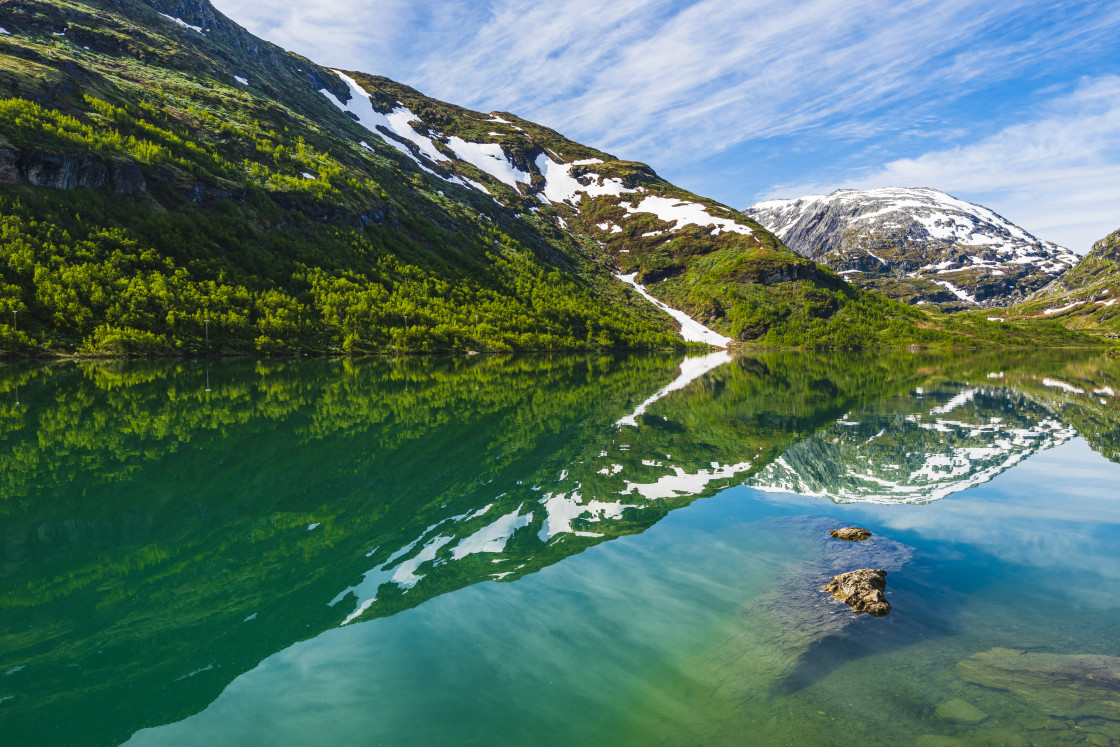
[
  {"left": 1, "top": 350, "right": 1117, "bottom": 746},
  {"left": 1, "top": 354, "right": 685, "bottom": 746},
  {"left": 996, "top": 356, "right": 1120, "bottom": 464}
]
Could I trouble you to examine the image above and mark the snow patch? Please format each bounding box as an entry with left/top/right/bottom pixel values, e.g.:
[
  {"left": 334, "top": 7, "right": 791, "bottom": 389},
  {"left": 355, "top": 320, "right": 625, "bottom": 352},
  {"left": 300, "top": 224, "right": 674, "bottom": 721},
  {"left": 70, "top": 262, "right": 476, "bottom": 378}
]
[
  {"left": 616, "top": 273, "right": 734, "bottom": 347},
  {"left": 624, "top": 196, "right": 752, "bottom": 236},
  {"left": 158, "top": 13, "right": 203, "bottom": 33},
  {"left": 534, "top": 153, "right": 635, "bottom": 204},
  {"left": 1043, "top": 301, "right": 1086, "bottom": 315}
]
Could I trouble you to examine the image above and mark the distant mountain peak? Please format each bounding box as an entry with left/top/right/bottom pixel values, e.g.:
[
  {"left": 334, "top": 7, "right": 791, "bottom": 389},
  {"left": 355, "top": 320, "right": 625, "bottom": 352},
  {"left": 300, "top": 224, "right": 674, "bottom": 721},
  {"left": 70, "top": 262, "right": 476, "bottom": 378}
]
[{"left": 747, "top": 187, "right": 1078, "bottom": 308}]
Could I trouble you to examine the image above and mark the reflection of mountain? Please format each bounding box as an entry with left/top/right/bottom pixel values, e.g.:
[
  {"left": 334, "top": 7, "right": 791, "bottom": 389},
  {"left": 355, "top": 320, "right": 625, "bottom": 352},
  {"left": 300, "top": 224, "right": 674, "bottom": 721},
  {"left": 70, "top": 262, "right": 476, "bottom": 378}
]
[
  {"left": 749, "top": 386, "right": 1076, "bottom": 504},
  {"left": 0, "top": 350, "right": 1117, "bottom": 745}
]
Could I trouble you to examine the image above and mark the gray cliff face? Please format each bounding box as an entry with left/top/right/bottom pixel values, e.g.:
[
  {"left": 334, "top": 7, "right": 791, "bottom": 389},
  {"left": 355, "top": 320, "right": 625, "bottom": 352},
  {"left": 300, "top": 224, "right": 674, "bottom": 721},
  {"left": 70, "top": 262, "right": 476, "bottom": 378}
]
[{"left": 746, "top": 187, "right": 1078, "bottom": 308}]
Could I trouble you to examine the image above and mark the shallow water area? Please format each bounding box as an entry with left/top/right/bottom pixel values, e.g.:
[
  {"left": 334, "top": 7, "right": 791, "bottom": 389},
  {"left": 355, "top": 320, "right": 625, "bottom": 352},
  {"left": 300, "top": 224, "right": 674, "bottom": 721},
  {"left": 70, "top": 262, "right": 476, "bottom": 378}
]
[{"left": 1, "top": 351, "right": 1118, "bottom": 746}]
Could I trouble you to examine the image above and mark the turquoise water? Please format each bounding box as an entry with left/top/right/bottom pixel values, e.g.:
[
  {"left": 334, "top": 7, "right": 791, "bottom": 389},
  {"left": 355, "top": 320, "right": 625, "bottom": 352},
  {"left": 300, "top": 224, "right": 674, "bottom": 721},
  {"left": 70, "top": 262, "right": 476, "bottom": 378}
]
[{"left": 1, "top": 351, "right": 1119, "bottom": 745}]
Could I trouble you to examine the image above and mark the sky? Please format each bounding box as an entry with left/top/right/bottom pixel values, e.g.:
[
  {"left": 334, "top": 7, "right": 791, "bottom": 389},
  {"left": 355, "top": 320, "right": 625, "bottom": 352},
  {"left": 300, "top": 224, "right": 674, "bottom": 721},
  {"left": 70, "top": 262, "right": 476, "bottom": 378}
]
[{"left": 209, "top": 0, "right": 1120, "bottom": 253}]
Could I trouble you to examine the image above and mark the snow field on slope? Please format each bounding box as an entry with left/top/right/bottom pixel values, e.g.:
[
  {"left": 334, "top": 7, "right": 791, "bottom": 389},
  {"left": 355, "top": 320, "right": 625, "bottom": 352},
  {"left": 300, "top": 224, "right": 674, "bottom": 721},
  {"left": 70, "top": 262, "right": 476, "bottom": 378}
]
[
  {"left": 625, "top": 196, "right": 752, "bottom": 236},
  {"left": 616, "top": 273, "right": 734, "bottom": 347}
]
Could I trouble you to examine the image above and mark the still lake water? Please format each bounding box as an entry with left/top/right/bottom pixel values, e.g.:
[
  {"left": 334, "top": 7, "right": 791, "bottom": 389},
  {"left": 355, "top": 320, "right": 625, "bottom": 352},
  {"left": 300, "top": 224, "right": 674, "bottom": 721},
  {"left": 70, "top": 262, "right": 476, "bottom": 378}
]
[{"left": 1, "top": 350, "right": 1119, "bottom": 746}]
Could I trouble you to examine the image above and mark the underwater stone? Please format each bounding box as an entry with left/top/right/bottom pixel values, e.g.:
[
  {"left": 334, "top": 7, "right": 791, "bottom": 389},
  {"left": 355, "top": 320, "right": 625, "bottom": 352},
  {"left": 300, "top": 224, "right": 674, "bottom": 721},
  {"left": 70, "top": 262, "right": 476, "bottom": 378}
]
[
  {"left": 822, "top": 568, "right": 891, "bottom": 616},
  {"left": 935, "top": 698, "right": 989, "bottom": 724},
  {"left": 958, "top": 648, "right": 1120, "bottom": 721}
]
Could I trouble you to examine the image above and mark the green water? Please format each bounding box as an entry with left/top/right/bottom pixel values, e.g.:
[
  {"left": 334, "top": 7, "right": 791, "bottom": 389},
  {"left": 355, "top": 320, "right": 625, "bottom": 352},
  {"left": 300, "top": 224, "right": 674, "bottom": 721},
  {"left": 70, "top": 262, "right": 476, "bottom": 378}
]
[{"left": 1, "top": 350, "right": 1119, "bottom": 746}]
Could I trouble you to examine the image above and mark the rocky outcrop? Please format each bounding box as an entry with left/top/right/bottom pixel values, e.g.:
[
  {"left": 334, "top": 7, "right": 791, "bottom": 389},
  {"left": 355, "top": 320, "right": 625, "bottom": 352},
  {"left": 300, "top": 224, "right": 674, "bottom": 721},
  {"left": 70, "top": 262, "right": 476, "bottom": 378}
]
[
  {"left": 829, "top": 526, "right": 872, "bottom": 541},
  {"left": 0, "top": 136, "right": 150, "bottom": 196},
  {"left": 823, "top": 568, "right": 891, "bottom": 616},
  {"left": 733, "top": 517, "right": 912, "bottom": 679}
]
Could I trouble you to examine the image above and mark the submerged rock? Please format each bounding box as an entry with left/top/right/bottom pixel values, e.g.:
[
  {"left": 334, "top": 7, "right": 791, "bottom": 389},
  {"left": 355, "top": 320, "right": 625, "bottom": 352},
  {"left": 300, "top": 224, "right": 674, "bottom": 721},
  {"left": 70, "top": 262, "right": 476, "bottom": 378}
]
[
  {"left": 958, "top": 648, "right": 1120, "bottom": 720},
  {"left": 935, "top": 697, "right": 989, "bottom": 724},
  {"left": 829, "top": 526, "right": 872, "bottom": 542},
  {"left": 823, "top": 568, "right": 891, "bottom": 616}
]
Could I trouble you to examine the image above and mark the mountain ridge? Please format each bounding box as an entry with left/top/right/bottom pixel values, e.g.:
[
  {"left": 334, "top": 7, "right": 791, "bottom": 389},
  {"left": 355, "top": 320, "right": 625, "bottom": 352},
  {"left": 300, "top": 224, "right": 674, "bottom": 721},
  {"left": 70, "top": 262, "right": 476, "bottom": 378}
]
[{"left": 746, "top": 187, "right": 1078, "bottom": 309}]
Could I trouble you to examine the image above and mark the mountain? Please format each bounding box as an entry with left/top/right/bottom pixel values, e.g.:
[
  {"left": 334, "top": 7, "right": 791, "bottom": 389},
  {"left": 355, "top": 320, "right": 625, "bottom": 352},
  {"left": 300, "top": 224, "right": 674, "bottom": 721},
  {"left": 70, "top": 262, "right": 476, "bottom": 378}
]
[
  {"left": 746, "top": 187, "right": 1078, "bottom": 308},
  {"left": 0, "top": 0, "right": 1090, "bottom": 355},
  {"left": 1000, "top": 227, "right": 1120, "bottom": 334}
]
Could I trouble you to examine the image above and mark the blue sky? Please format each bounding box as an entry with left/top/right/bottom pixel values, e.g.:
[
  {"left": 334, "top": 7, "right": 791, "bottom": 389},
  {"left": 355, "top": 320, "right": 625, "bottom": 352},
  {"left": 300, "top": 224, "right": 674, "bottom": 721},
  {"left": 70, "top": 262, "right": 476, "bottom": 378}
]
[{"left": 211, "top": 0, "right": 1120, "bottom": 252}]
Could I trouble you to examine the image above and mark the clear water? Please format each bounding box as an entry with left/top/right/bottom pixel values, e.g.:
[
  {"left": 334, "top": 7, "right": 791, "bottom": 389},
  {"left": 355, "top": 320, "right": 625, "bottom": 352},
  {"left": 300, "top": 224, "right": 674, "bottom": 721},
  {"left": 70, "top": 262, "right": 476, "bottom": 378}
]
[{"left": 1, "top": 351, "right": 1118, "bottom": 746}]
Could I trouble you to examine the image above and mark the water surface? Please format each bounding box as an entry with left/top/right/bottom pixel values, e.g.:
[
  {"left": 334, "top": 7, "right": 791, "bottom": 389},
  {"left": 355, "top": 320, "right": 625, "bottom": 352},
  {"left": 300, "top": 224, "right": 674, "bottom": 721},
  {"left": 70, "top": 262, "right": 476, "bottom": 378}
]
[{"left": 1, "top": 351, "right": 1118, "bottom": 745}]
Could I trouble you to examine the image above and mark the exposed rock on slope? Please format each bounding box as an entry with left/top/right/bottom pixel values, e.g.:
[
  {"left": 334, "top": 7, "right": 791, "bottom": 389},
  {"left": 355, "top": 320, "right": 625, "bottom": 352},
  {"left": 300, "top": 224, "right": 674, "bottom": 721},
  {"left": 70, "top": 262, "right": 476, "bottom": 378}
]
[{"left": 747, "top": 187, "right": 1078, "bottom": 308}]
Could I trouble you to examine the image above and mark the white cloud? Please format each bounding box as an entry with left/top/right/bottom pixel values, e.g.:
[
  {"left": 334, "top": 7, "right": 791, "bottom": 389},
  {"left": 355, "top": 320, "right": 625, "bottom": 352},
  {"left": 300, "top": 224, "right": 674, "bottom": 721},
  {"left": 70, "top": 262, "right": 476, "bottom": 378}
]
[{"left": 764, "top": 76, "right": 1120, "bottom": 252}]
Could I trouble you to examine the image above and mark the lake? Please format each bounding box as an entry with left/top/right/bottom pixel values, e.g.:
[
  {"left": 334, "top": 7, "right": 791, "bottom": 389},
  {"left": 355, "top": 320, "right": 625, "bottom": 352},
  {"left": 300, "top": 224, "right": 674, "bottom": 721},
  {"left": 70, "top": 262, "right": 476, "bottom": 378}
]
[{"left": 1, "top": 350, "right": 1119, "bottom": 746}]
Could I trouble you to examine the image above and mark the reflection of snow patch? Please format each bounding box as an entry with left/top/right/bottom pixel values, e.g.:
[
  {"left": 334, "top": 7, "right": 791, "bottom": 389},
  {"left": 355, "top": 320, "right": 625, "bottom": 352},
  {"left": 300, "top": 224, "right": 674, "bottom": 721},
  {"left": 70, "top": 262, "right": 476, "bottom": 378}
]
[
  {"left": 452, "top": 508, "right": 532, "bottom": 560},
  {"left": 617, "top": 351, "right": 732, "bottom": 426},
  {"left": 931, "top": 388, "right": 977, "bottom": 415},
  {"left": 1042, "top": 378, "right": 1085, "bottom": 394},
  {"left": 538, "top": 493, "right": 636, "bottom": 541},
  {"left": 622, "top": 463, "right": 752, "bottom": 500}
]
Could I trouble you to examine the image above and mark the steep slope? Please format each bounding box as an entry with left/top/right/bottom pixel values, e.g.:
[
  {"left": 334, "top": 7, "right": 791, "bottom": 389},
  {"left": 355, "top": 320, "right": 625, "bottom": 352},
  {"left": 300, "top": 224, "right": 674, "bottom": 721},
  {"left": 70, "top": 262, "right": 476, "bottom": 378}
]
[
  {"left": 999, "top": 228, "right": 1120, "bottom": 334},
  {"left": 747, "top": 187, "right": 1078, "bottom": 308},
  {"left": 0, "top": 0, "right": 1095, "bottom": 355}
]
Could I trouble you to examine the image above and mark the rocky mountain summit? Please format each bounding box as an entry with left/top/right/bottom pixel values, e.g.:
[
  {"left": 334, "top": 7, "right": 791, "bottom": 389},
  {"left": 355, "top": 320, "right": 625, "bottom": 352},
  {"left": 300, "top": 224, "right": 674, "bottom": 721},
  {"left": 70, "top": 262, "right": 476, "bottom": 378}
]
[{"left": 746, "top": 187, "right": 1078, "bottom": 308}]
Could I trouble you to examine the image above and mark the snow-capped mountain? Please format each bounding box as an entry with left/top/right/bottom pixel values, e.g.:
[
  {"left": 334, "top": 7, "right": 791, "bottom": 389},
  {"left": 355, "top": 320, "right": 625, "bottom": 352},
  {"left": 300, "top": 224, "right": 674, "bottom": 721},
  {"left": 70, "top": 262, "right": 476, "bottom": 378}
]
[{"left": 746, "top": 187, "right": 1079, "bottom": 307}]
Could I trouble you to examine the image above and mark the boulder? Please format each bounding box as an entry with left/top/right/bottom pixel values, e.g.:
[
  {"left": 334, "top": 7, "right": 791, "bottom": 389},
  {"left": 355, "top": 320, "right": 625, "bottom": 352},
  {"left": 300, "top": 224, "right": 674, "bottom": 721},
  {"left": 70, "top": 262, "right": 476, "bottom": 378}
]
[
  {"left": 822, "top": 568, "right": 891, "bottom": 616},
  {"left": 829, "top": 526, "right": 872, "bottom": 542},
  {"left": 958, "top": 648, "right": 1120, "bottom": 721}
]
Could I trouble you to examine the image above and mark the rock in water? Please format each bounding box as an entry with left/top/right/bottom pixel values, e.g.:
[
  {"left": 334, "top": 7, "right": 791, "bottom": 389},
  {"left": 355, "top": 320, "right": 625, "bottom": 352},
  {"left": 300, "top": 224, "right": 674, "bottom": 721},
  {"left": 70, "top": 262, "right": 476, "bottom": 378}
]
[
  {"left": 823, "top": 568, "right": 891, "bottom": 616},
  {"left": 958, "top": 648, "right": 1120, "bottom": 720},
  {"left": 829, "top": 526, "right": 872, "bottom": 542},
  {"left": 935, "top": 698, "right": 989, "bottom": 724}
]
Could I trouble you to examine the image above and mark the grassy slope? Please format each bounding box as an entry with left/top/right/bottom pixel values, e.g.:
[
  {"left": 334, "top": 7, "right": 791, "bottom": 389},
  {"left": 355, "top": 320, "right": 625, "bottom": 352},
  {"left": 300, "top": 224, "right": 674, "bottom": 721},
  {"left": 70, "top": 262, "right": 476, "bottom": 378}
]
[{"left": 996, "top": 228, "right": 1120, "bottom": 335}]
